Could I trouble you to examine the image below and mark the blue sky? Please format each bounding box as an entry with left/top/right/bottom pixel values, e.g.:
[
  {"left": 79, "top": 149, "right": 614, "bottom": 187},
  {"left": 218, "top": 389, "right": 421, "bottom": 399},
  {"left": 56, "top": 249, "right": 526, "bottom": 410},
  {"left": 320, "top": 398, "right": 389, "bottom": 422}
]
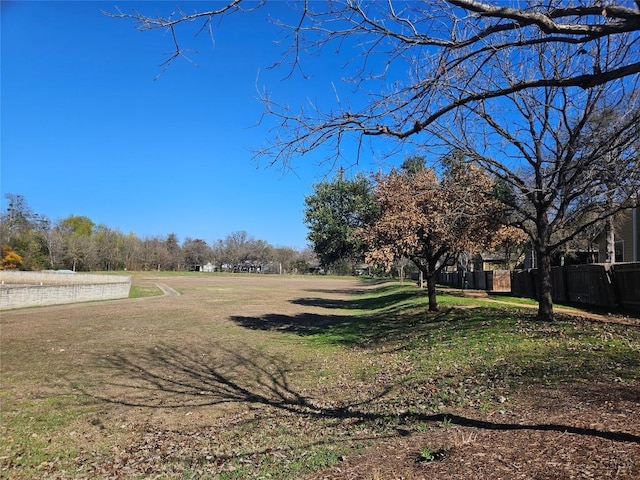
[{"left": 1, "top": 1, "right": 397, "bottom": 249}]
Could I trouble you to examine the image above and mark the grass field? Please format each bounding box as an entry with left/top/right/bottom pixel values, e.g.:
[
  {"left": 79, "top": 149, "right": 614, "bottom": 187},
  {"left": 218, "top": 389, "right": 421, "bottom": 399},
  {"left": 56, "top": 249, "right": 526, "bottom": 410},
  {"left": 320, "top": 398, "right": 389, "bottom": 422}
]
[{"left": 1, "top": 273, "right": 639, "bottom": 479}]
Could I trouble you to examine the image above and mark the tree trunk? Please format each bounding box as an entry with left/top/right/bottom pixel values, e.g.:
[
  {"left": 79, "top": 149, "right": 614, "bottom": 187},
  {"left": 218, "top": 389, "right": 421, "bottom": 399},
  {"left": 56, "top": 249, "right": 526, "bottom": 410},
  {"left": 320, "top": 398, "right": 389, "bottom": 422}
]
[
  {"left": 605, "top": 216, "right": 615, "bottom": 263},
  {"left": 424, "top": 269, "right": 438, "bottom": 312},
  {"left": 536, "top": 247, "right": 554, "bottom": 321},
  {"left": 411, "top": 257, "right": 438, "bottom": 311}
]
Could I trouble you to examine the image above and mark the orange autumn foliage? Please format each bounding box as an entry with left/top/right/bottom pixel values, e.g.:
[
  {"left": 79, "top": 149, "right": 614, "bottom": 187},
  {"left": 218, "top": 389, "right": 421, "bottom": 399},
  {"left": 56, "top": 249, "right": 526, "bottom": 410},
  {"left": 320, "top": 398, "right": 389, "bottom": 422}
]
[
  {"left": 1, "top": 245, "right": 23, "bottom": 270},
  {"left": 364, "top": 163, "right": 504, "bottom": 310},
  {"left": 365, "top": 164, "right": 501, "bottom": 271}
]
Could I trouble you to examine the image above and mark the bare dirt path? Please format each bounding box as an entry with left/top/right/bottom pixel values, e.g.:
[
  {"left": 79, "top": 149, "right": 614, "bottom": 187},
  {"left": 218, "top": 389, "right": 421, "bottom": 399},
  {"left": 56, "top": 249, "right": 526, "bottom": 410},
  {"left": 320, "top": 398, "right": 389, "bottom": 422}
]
[{"left": 155, "top": 282, "right": 180, "bottom": 296}]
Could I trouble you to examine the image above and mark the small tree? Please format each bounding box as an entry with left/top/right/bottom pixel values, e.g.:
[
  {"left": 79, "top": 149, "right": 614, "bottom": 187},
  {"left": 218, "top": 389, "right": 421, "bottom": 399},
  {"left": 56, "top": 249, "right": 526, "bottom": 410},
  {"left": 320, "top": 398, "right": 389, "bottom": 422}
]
[
  {"left": 183, "top": 238, "right": 213, "bottom": 270},
  {"left": 304, "top": 171, "right": 379, "bottom": 273},
  {"left": 58, "top": 215, "right": 96, "bottom": 272},
  {"left": 365, "top": 156, "right": 501, "bottom": 311},
  {"left": 394, "top": 257, "right": 413, "bottom": 284}
]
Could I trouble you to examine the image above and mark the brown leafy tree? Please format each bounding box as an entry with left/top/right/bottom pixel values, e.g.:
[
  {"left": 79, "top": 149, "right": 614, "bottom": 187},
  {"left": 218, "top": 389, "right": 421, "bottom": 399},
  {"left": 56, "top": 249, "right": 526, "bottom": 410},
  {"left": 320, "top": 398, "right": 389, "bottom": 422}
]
[
  {"left": 364, "top": 157, "right": 502, "bottom": 312},
  {"left": 486, "top": 225, "right": 529, "bottom": 270}
]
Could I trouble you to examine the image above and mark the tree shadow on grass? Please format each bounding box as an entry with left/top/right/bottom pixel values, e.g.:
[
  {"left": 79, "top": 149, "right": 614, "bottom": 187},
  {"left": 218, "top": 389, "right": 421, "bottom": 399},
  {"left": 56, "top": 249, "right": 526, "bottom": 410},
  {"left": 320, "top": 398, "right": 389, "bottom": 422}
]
[
  {"left": 231, "top": 311, "right": 359, "bottom": 337},
  {"left": 278, "top": 282, "right": 529, "bottom": 346},
  {"left": 231, "top": 305, "right": 490, "bottom": 347},
  {"left": 84, "top": 343, "right": 640, "bottom": 445},
  {"left": 302, "top": 282, "right": 415, "bottom": 301},
  {"left": 85, "top": 343, "right": 391, "bottom": 414},
  {"left": 291, "top": 289, "right": 419, "bottom": 311},
  {"left": 229, "top": 281, "right": 466, "bottom": 345}
]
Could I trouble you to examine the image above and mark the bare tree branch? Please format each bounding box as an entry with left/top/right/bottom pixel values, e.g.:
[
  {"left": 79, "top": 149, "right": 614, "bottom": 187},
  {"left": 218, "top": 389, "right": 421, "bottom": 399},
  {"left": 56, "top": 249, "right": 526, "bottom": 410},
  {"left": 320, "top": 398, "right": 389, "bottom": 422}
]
[
  {"left": 103, "top": 1, "right": 247, "bottom": 31},
  {"left": 104, "top": 1, "right": 261, "bottom": 74},
  {"left": 449, "top": 0, "right": 640, "bottom": 36},
  {"left": 110, "top": 1, "right": 639, "bottom": 164}
]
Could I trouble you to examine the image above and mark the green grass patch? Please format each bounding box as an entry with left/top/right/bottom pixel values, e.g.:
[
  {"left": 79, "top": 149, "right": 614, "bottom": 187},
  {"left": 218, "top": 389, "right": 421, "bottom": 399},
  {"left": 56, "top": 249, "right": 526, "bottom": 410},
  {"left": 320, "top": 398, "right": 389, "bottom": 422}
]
[
  {"left": 215, "top": 445, "right": 344, "bottom": 479},
  {"left": 488, "top": 294, "right": 582, "bottom": 311},
  {"left": 128, "top": 284, "right": 163, "bottom": 298},
  {"left": 295, "top": 282, "right": 640, "bottom": 414},
  {"left": 0, "top": 393, "right": 91, "bottom": 475},
  {"left": 486, "top": 294, "right": 540, "bottom": 305}
]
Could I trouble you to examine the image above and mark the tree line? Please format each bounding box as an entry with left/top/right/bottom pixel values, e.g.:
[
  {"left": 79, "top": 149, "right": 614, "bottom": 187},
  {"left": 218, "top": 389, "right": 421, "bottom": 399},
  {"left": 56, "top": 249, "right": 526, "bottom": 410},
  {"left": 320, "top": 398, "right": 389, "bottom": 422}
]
[{"left": 0, "top": 194, "right": 316, "bottom": 274}]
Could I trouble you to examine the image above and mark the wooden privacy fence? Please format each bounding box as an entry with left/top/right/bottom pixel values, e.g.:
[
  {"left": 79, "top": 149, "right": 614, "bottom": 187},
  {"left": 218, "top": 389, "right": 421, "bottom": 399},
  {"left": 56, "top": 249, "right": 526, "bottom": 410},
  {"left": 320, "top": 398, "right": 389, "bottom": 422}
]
[
  {"left": 510, "top": 263, "right": 639, "bottom": 313},
  {"left": 438, "top": 263, "right": 640, "bottom": 313},
  {"left": 613, "top": 263, "right": 640, "bottom": 312},
  {"left": 437, "top": 270, "right": 511, "bottom": 292}
]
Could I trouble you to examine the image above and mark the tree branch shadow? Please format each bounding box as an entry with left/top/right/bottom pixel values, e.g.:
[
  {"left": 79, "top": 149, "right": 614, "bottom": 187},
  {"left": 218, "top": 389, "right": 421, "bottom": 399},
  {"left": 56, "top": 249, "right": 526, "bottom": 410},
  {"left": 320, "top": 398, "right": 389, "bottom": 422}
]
[
  {"left": 82, "top": 343, "right": 640, "bottom": 445},
  {"left": 230, "top": 307, "right": 465, "bottom": 347},
  {"left": 84, "top": 343, "right": 391, "bottom": 415}
]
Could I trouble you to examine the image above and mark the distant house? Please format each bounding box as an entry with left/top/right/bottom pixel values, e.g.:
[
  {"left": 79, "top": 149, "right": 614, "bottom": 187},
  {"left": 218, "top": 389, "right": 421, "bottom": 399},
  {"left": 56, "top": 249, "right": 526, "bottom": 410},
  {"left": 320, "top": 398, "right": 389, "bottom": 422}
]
[
  {"left": 354, "top": 263, "right": 370, "bottom": 276},
  {"left": 596, "top": 207, "right": 640, "bottom": 263},
  {"left": 190, "top": 262, "right": 216, "bottom": 272},
  {"left": 202, "top": 262, "right": 216, "bottom": 272}
]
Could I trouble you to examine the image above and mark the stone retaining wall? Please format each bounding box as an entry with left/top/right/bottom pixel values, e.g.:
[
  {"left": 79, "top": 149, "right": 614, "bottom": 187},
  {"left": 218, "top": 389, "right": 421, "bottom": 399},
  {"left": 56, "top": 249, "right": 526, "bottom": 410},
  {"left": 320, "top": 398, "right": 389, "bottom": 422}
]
[{"left": 0, "top": 271, "right": 131, "bottom": 310}]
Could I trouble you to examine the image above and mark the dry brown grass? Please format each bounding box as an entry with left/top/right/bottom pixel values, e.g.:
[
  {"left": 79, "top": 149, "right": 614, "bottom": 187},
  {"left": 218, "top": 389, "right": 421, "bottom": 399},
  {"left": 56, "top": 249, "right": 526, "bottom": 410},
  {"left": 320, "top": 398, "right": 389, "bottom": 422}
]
[{"left": 1, "top": 274, "right": 374, "bottom": 478}]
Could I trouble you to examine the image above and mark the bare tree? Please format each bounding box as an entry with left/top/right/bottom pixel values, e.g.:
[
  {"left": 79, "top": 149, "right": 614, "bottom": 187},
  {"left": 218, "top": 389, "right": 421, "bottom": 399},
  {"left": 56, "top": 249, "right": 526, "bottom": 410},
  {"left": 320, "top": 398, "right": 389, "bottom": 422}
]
[
  {"left": 394, "top": 257, "right": 413, "bottom": 284},
  {"left": 433, "top": 44, "right": 640, "bottom": 320},
  {"left": 43, "top": 225, "right": 64, "bottom": 269},
  {"left": 94, "top": 225, "right": 126, "bottom": 271},
  {"left": 221, "top": 231, "right": 253, "bottom": 271},
  {"left": 216, "top": 231, "right": 272, "bottom": 271},
  {"left": 120, "top": 233, "right": 140, "bottom": 271},
  {"left": 272, "top": 246, "right": 299, "bottom": 274}
]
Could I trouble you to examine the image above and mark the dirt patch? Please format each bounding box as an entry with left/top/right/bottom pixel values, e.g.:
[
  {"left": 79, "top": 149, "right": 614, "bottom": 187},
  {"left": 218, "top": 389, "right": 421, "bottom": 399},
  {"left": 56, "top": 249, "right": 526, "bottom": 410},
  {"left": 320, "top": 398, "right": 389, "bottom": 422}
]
[{"left": 307, "top": 381, "right": 640, "bottom": 479}]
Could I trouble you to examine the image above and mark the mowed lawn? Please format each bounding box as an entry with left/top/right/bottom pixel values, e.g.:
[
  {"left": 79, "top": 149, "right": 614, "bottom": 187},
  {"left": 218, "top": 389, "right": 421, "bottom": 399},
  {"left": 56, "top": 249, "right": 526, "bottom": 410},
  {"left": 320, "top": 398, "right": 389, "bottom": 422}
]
[{"left": 1, "top": 273, "right": 639, "bottom": 479}]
